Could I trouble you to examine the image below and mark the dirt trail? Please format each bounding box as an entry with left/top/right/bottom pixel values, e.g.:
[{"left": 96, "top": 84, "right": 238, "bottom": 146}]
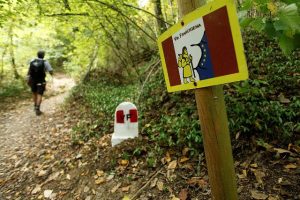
[
  {"left": 0, "top": 74, "right": 299, "bottom": 200},
  {"left": 0, "top": 74, "right": 75, "bottom": 199}
]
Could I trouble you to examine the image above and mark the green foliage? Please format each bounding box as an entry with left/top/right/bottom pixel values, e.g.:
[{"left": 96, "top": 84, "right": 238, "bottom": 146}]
[
  {"left": 239, "top": 0, "right": 300, "bottom": 54},
  {"left": 139, "top": 68, "right": 202, "bottom": 150},
  {"left": 139, "top": 29, "right": 299, "bottom": 148},
  {"left": 226, "top": 30, "right": 300, "bottom": 142},
  {"left": 69, "top": 80, "right": 138, "bottom": 142},
  {"left": 0, "top": 79, "right": 27, "bottom": 98}
]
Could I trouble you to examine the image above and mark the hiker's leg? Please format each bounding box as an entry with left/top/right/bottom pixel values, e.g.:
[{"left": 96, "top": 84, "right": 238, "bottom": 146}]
[
  {"left": 35, "top": 83, "right": 45, "bottom": 116},
  {"left": 36, "top": 94, "right": 43, "bottom": 106},
  {"left": 33, "top": 93, "right": 37, "bottom": 106},
  {"left": 35, "top": 94, "right": 43, "bottom": 115},
  {"left": 31, "top": 82, "right": 38, "bottom": 108}
]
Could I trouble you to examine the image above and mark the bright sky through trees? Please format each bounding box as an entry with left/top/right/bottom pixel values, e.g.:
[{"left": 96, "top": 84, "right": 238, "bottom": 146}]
[{"left": 138, "top": 0, "right": 149, "bottom": 7}]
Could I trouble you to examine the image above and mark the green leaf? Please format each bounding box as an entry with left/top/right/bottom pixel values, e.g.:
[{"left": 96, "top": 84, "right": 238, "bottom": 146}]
[
  {"left": 238, "top": 10, "right": 248, "bottom": 19},
  {"left": 278, "top": 34, "right": 295, "bottom": 55},
  {"left": 274, "top": 20, "right": 289, "bottom": 31},
  {"left": 280, "top": 0, "right": 300, "bottom": 5},
  {"left": 254, "top": 0, "right": 269, "bottom": 5},
  {"left": 250, "top": 18, "right": 266, "bottom": 32},
  {"left": 240, "top": 0, "right": 253, "bottom": 11},
  {"left": 240, "top": 18, "right": 254, "bottom": 28},
  {"left": 264, "top": 20, "right": 277, "bottom": 38}
]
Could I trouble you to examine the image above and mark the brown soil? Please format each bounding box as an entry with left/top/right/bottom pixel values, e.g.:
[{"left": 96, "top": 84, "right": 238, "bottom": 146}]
[{"left": 0, "top": 74, "right": 299, "bottom": 200}]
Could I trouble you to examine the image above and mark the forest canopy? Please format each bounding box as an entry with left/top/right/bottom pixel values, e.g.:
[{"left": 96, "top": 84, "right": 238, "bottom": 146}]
[{"left": 0, "top": 0, "right": 299, "bottom": 84}]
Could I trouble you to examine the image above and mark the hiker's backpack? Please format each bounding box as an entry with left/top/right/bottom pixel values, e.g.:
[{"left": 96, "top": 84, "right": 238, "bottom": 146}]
[{"left": 29, "top": 59, "right": 46, "bottom": 82}]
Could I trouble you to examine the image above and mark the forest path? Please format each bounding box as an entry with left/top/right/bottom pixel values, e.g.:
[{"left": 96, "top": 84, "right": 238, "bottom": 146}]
[
  {"left": 0, "top": 74, "right": 75, "bottom": 199},
  {"left": 0, "top": 74, "right": 299, "bottom": 200}
]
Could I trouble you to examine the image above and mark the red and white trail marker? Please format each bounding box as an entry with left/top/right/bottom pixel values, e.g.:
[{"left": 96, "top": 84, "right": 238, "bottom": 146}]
[{"left": 111, "top": 102, "right": 138, "bottom": 146}]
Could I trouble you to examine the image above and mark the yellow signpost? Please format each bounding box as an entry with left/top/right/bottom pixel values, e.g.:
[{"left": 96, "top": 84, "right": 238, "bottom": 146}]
[
  {"left": 158, "top": 0, "right": 248, "bottom": 92},
  {"left": 157, "top": 0, "right": 247, "bottom": 199}
]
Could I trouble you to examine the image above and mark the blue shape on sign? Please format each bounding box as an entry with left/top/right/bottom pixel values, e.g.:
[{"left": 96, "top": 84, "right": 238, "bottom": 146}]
[{"left": 191, "top": 33, "right": 215, "bottom": 80}]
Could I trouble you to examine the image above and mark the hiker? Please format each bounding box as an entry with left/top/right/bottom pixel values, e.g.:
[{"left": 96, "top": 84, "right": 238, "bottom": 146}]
[{"left": 27, "top": 50, "right": 53, "bottom": 116}]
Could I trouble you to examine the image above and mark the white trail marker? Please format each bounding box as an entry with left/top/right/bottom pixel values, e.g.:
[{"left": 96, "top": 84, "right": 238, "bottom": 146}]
[{"left": 111, "top": 102, "right": 138, "bottom": 146}]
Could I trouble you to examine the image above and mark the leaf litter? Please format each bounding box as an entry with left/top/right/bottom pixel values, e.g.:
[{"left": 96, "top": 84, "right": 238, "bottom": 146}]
[{"left": 0, "top": 75, "right": 299, "bottom": 199}]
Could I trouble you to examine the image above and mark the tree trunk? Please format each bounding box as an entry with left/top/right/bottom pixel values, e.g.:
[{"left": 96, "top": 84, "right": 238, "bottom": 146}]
[
  {"left": 0, "top": 46, "right": 8, "bottom": 79},
  {"left": 8, "top": 24, "right": 20, "bottom": 80},
  {"left": 82, "top": 43, "right": 99, "bottom": 83},
  {"left": 153, "top": 0, "right": 167, "bottom": 34},
  {"left": 168, "top": 0, "right": 176, "bottom": 23}
]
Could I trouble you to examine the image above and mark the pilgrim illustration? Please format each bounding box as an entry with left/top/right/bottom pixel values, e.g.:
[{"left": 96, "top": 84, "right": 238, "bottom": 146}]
[{"left": 177, "top": 46, "right": 196, "bottom": 84}]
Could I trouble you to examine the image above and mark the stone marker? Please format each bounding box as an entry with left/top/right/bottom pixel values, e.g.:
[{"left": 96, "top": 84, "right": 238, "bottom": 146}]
[{"left": 111, "top": 102, "right": 138, "bottom": 146}]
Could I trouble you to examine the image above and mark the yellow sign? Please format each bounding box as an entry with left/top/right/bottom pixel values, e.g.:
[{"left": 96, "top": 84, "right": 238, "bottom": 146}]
[{"left": 157, "top": 0, "right": 248, "bottom": 92}]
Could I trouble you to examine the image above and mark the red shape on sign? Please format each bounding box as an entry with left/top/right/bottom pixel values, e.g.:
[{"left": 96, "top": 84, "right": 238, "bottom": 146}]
[
  {"left": 116, "top": 110, "right": 124, "bottom": 123},
  {"left": 129, "top": 109, "right": 138, "bottom": 123},
  {"left": 162, "top": 37, "right": 181, "bottom": 86},
  {"left": 203, "top": 6, "right": 239, "bottom": 77}
]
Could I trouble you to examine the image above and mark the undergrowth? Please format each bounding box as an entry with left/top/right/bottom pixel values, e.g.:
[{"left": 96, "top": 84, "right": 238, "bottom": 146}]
[
  {"left": 0, "top": 79, "right": 30, "bottom": 105},
  {"left": 68, "top": 80, "right": 138, "bottom": 143},
  {"left": 68, "top": 29, "right": 299, "bottom": 152}
]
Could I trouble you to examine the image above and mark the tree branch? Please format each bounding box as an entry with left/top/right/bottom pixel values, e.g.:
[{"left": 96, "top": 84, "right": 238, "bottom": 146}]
[
  {"left": 44, "top": 12, "right": 90, "bottom": 17},
  {"left": 123, "top": 3, "right": 172, "bottom": 26},
  {"left": 87, "top": 0, "right": 156, "bottom": 41}
]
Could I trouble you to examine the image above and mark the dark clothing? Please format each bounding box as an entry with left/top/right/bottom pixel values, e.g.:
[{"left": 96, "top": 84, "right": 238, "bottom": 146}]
[
  {"left": 29, "top": 59, "right": 46, "bottom": 83},
  {"left": 31, "top": 81, "right": 46, "bottom": 95},
  {"left": 27, "top": 58, "right": 53, "bottom": 95}
]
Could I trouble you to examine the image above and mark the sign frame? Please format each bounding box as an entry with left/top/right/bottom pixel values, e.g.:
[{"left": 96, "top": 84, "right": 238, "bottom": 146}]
[{"left": 157, "top": 0, "right": 248, "bottom": 92}]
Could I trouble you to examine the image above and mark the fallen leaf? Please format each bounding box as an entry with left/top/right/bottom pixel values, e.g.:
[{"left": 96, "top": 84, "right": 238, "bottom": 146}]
[
  {"left": 75, "top": 154, "right": 82, "bottom": 159},
  {"left": 122, "top": 196, "right": 131, "bottom": 200},
  {"left": 171, "top": 195, "right": 180, "bottom": 200},
  {"left": 150, "top": 177, "right": 158, "bottom": 188},
  {"left": 66, "top": 174, "right": 71, "bottom": 180},
  {"left": 235, "top": 132, "right": 241, "bottom": 140},
  {"left": 273, "top": 148, "right": 291, "bottom": 154},
  {"left": 179, "top": 157, "right": 189, "bottom": 163},
  {"left": 288, "top": 144, "right": 300, "bottom": 153},
  {"left": 96, "top": 170, "right": 105, "bottom": 177},
  {"left": 44, "top": 190, "right": 53, "bottom": 198},
  {"left": 250, "top": 190, "right": 268, "bottom": 199},
  {"left": 284, "top": 164, "right": 297, "bottom": 169},
  {"left": 95, "top": 177, "right": 106, "bottom": 185},
  {"left": 165, "top": 152, "right": 172, "bottom": 163},
  {"left": 182, "top": 147, "right": 189, "bottom": 156},
  {"left": 278, "top": 93, "right": 290, "bottom": 104},
  {"left": 121, "top": 186, "right": 130, "bottom": 192},
  {"left": 106, "top": 173, "right": 114, "bottom": 181},
  {"left": 32, "top": 185, "right": 42, "bottom": 194},
  {"left": 111, "top": 183, "right": 121, "bottom": 193},
  {"left": 238, "top": 174, "right": 246, "bottom": 179},
  {"left": 253, "top": 170, "right": 265, "bottom": 184},
  {"left": 38, "top": 170, "right": 48, "bottom": 177},
  {"left": 168, "top": 160, "right": 177, "bottom": 170},
  {"left": 84, "top": 186, "right": 90, "bottom": 193},
  {"left": 119, "top": 160, "right": 129, "bottom": 166},
  {"left": 250, "top": 163, "right": 258, "bottom": 168},
  {"left": 187, "top": 177, "right": 208, "bottom": 189},
  {"left": 157, "top": 180, "right": 164, "bottom": 191},
  {"left": 46, "top": 171, "right": 60, "bottom": 182},
  {"left": 85, "top": 196, "right": 92, "bottom": 200},
  {"left": 179, "top": 188, "right": 188, "bottom": 200},
  {"left": 268, "top": 195, "right": 280, "bottom": 200}
]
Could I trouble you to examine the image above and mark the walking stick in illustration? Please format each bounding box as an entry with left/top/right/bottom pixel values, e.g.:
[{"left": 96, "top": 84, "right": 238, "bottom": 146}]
[{"left": 189, "top": 56, "right": 196, "bottom": 82}]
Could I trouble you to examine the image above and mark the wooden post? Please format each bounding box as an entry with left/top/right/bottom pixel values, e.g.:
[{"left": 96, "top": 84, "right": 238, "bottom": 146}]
[{"left": 176, "top": 0, "right": 238, "bottom": 199}]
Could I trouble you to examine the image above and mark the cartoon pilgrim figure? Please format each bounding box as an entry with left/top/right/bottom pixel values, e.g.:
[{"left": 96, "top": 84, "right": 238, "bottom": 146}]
[{"left": 177, "top": 46, "right": 196, "bottom": 84}]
